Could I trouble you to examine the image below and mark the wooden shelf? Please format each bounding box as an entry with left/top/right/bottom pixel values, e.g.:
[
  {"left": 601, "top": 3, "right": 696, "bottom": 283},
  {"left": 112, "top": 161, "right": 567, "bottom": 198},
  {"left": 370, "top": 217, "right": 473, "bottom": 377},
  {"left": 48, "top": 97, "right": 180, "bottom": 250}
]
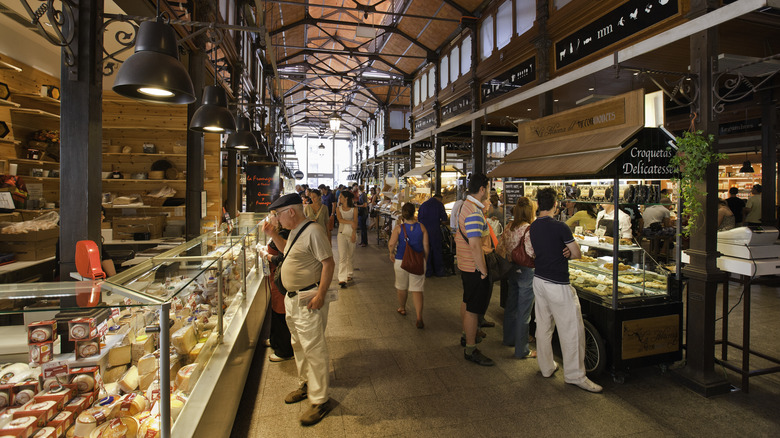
[
  {"left": 102, "top": 124, "right": 188, "bottom": 131},
  {"left": 10, "top": 107, "right": 60, "bottom": 120},
  {"left": 0, "top": 98, "right": 20, "bottom": 108},
  {"left": 22, "top": 176, "right": 59, "bottom": 182},
  {"left": 0, "top": 60, "right": 22, "bottom": 71},
  {"left": 102, "top": 178, "right": 185, "bottom": 183},
  {"left": 9, "top": 158, "right": 59, "bottom": 166},
  {"left": 103, "top": 153, "right": 187, "bottom": 158},
  {"left": 12, "top": 93, "right": 60, "bottom": 106}
]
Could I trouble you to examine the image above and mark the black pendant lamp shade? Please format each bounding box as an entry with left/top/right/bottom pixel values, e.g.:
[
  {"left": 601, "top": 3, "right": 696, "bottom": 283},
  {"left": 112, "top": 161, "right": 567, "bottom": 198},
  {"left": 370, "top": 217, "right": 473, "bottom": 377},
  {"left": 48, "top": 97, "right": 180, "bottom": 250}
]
[
  {"left": 189, "top": 85, "right": 236, "bottom": 133},
  {"left": 112, "top": 21, "right": 196, "bottom": 104},
  {"left": 740, "top": 160, "right": 754, "bottom": 173},
  {"left": 226, "top": 116, "right": 258, "bottom": 150}
]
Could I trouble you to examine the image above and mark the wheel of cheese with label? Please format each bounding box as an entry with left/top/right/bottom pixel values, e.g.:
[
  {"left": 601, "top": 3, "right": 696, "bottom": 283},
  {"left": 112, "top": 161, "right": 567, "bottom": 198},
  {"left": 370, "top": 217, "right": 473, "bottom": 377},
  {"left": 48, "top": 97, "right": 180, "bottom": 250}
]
[
  {"left": 88, "top": 417, "right": 139, "bottom": 438},
  {"left": 70, "top": 323, "right": 90, "bottom": 340},
  {"left": 14, "top": 389, "right": 35, "bottom": 405},
  {"left": 118, "top": 393, "right": 148, "bottom": 417},
  {"left": 78, "top": 341, "right": 100, "bottom": 358},
  {"left": 0, "top": 390, "right": 9, "bottom": 408},
  {"left": 7, "top": 416, "right": 37, "bottom": 429},
  {"left": 30, "top": 326, "right": 53, "bottom": 342},
  {"left": 72, "top": 374, "right": 96, "bottom": 393},
  {"left": 32, "top": 426, "right": 57, "bottom": 438},
  {"left": 138, "top": 415, "right": 160, "bottom": 438}
]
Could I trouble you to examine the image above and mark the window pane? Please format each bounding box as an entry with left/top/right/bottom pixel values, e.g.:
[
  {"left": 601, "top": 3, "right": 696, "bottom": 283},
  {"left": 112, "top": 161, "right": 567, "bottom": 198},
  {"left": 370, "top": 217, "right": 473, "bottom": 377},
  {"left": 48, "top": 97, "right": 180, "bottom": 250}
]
[
  {"left": 516, "top": 0, "right": 535, "bottom": 35},
  {"left": 428, "top": 70, "right": 435, "bottom": 96},
  {"left": 414, "top": 79, "right": 420, "bottom": 106},
  {"left": 480, "top": 16, "right": 494, "bottom": 60},
  {"left": 496, "top": 2, "right": 512, "bottom": 49},
  {"left": 440, "top": 55, "right": 449, "bottom": 87},
  {"left": 461, "top": 36, "right": 471, "bottom": 75},
  {"left": 421, "top": 75, "right": 427, "bottom": 101},
  {"left": 450, "top": 47, "right": 459, "bottom": 82}
]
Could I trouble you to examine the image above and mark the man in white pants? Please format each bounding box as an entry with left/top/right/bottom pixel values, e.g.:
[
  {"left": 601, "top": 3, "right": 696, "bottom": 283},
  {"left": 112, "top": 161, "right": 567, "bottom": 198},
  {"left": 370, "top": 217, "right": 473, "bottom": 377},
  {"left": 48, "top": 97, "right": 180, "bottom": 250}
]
[
  {"left": 528, "top": 188, "right": 602, "bottom": 393},
  {"left": 263, "top": 193, "right": 336, "bottom": 425}
]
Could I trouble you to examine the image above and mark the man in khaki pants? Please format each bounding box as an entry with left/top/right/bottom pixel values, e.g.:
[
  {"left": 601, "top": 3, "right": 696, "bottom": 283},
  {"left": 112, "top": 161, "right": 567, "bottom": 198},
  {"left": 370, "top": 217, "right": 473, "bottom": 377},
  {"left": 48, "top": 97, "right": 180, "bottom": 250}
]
[{"left": 264, "top": 193, "right": 336, "bottom": 426}]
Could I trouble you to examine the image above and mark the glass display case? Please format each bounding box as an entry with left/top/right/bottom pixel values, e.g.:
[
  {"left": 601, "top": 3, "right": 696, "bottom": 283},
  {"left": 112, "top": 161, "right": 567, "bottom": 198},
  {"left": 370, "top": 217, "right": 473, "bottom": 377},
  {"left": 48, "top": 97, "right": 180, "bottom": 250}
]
[{"left": 0, "top": 212, "right": 269, "bottom": 438}]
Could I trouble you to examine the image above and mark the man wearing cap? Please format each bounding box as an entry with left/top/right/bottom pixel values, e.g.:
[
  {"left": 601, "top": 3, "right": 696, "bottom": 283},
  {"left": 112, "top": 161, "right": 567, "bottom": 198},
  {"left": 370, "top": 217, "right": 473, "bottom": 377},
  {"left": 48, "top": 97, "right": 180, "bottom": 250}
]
[{"left": 262, "top": 193, "right": 336, "bottom": 426}]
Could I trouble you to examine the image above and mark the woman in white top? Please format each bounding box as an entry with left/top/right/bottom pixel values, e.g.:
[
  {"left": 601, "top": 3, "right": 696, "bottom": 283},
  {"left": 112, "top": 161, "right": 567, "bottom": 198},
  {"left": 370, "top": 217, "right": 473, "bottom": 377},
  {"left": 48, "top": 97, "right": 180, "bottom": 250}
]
[
  {"left": 336, "top": 191, "right": 358, "bottom": 288},
  {"left": 595, "top": 203, "right": 632, "bottom": 239}
]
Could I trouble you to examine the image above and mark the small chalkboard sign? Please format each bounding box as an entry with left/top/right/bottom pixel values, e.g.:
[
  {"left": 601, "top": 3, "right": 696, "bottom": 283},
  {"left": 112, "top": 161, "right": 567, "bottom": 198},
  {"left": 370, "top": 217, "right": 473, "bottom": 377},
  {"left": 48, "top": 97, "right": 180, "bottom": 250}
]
[
  {"left": 246, "top": 162, "right": 281, "bottom": 212},
  {"left": 503, "top": 182, "right": 525, "bottom": 207}
]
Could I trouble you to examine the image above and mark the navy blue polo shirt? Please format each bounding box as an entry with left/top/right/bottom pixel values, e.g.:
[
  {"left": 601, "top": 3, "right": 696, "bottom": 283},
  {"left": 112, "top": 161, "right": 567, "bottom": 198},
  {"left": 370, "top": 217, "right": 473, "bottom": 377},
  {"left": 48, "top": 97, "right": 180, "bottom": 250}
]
[{"left": 529, "top": 216, "right": 575, "bottom": 284}]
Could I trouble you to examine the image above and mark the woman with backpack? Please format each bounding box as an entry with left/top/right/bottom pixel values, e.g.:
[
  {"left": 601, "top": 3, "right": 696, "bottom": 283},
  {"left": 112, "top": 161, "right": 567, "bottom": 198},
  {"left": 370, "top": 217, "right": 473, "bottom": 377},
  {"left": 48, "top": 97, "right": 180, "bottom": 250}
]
[{"left": 497, "top": 196, "right": 536, "bottom": 359}]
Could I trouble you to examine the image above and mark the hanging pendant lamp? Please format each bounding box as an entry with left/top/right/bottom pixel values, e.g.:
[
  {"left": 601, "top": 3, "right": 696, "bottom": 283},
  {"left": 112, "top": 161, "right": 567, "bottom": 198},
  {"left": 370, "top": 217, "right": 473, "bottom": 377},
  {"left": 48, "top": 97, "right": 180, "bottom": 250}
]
[
  {"left": 226, "top": 116, "right": 258, "bottom": 150},
  {"left": 740, "top": 158, "right": 754, "bottom": 173},
  {"left": 112, "top": 20, "right": 195, "bottom": 104},
  {"left": 189, "top": 85, "right": 236, "bottom": 133}
]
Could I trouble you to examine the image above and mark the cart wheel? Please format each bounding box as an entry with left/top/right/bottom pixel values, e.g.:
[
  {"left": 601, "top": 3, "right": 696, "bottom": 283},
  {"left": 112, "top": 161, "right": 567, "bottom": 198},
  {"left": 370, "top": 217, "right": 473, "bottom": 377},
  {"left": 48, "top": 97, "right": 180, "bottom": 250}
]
[
  {"left": 583, "top": 319, "right": 606, "bottom": 377},
  {"left": 612, "top": 373, "right": 626, "bottom": 384}
]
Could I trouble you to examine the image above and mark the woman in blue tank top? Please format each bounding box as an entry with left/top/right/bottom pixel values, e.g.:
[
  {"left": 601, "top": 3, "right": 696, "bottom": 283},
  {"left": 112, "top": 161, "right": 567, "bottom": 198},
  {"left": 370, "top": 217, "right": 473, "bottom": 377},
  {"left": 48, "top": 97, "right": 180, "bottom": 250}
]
[{"left": 388, "top": 202, "right": 429, "bottom": 329}]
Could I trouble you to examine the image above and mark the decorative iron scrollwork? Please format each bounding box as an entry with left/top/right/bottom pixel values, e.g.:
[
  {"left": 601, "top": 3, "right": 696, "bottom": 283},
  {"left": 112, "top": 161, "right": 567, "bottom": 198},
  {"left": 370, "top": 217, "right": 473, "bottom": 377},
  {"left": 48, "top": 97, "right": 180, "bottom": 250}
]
[
  {"left": 711, "top": 53, "right": 780, "bottom": 116},
  {"left": 19, "top": 0, "right": 77, "bottom": 66},
  {"left": 621, "top": 66, "right": 699, "bottom": 113},
  {"left": 101, "top": 17, "right": 138, "bottom": 76}
]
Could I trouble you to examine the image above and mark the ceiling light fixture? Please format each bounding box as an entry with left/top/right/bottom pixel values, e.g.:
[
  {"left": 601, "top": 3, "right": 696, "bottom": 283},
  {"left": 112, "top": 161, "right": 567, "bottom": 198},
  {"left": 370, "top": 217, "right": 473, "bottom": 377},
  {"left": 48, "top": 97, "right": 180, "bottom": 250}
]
[
  {"left": 318, "top": 143, "right": 326, "bottom": 150},
  {"left": 112, "top": 0, "right": 195, "bottom": 104},
  {"left": 740, "top": 153, "right": 754, "bottom": 173},
  {"left": 189, "top": 24, "right": 236, "bottom": 133},
  {"left": 329, "top": 111, "right": 341, "bottom": 133},
  {"left": 226, "top": 116, "right": 258, "bottom": 150}
]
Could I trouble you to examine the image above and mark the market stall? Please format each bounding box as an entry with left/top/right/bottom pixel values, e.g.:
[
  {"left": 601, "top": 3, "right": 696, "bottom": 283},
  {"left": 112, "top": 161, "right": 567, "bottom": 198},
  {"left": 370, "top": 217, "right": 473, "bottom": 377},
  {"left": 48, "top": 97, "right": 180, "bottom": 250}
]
[
  {"left": 489, "top": 90, "right": 683, "bottom": 381},
  {"left": 0, "top": 213, "right": 269, "bottom": 438},
  {"left": 399, "top": 164, "right": 461, "bottom": 207}
]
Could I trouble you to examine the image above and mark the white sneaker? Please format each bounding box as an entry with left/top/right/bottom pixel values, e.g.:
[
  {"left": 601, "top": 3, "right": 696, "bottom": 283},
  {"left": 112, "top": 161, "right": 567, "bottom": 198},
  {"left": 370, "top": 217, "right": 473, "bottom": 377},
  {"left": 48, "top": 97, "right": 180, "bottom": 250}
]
[
  {"left": 567, "top": 378, "right": 603, "bottom": 393},
  {"left": 269, "top": 353, "right": 293, "bottom": 362}
]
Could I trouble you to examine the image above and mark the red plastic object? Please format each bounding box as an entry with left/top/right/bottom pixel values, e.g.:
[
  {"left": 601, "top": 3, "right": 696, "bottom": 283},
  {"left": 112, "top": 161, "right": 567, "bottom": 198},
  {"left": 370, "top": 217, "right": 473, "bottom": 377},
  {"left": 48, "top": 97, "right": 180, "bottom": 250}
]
[{"left": 75, "top": 240, "right": 105, "bottom": 280}]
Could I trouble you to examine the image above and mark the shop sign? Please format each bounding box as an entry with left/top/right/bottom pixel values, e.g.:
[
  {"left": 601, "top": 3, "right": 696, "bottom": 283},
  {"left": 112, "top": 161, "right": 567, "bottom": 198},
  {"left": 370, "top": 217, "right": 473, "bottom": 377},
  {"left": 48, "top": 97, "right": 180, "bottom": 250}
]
[
  {"left": 503, "top": 182, "right": 525, "bottom": 207},
  {"left": 246, "top": 163, "right": 282, "bottom": 212},
  {"left": 414, "top": 113, "right": 436, "bottom": 132},
  {"left": 389, "top": 139, "right": 405, "bottom": 149},
  {"left": 555, "top": 0, "right": 678, "bottom": 70},
  {"left": 441, "top": 94, "right": 472, "bottom": 120},
  {"left": 719, "top": 118, "right": 762, "bottom": 136},
  {"left": 525, "top": 96, "right": 628, "bottom": 141},
  {"left": 622, "top": 314, "right": 679, "bottom": 360},
  {"left": 616, "top": 142, "right": 675, "bottom": 178},
  {"left": 481, "top": 57, "right": 536, "bottom": 103}
]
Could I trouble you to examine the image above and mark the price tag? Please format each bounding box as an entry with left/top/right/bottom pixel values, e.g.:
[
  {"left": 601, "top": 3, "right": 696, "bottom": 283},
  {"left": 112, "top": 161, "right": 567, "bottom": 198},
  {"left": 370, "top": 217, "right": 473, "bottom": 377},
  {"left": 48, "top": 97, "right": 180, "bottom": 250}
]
[
  {"left": 574, "top": 226, "right": 584, "bottom": 235},
  {"left": 596, "top": 274, "right": 606, "bottom": 282},
  {"left": 581, "top": 245, "right": 589, "bottom": 253},
  {"left": 596, "top": 284, "right": 609, "bottom": 292},
  {"left": 595, "top": 227, "right": 606, "bottom": 238},
  {"left": 42, "top": 361, "right": 69, "bottom": 378},
  {"left": 574, "top": 277, "right": 585, "bottom": 284}
]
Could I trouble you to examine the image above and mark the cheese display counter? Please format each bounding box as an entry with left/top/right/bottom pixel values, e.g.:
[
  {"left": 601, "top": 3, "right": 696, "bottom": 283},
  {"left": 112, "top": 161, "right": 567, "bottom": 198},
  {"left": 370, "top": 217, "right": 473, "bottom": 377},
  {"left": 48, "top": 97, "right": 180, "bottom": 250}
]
[
  {"left": 0, "top": 212, "right": 269, "bottom": 438},
  {"left": 400, "top": 165, "right": 461, "bottom": 206}
]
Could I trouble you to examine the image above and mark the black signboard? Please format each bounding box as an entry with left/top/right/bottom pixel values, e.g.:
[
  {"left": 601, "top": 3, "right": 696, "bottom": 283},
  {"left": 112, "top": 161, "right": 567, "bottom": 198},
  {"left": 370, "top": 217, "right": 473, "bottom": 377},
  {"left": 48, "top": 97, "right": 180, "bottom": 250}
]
[
  {"left": 481, "top": 57, "right": 536, "bottom": 103},
  {"left": 503, "top": 182, "right": 525, "bottom": 208},
  {"left": 246, "top": 162, "right": 281, "bottom": 212},
  {"left": 719, "top": 118, "right": 762, "bottom": 136},
  {"left": 555, "top": 0, "right": 678, "bottom": 70},
  {"left": 613, "top": 130, "right": 676, "bottom": 178},
  {"left": 414, "top": 113, "right": 436, "bottom": 132},
  {"left": 441, "top": 94, "right": 472, "bottom": 120}
]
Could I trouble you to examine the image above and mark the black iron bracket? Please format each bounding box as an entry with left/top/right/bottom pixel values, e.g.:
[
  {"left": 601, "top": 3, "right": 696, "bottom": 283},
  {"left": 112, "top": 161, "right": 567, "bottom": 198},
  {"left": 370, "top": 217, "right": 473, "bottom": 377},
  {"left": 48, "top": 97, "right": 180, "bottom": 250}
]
[{"left": 711, "top": 53, "right": 780, "bottom": 119}]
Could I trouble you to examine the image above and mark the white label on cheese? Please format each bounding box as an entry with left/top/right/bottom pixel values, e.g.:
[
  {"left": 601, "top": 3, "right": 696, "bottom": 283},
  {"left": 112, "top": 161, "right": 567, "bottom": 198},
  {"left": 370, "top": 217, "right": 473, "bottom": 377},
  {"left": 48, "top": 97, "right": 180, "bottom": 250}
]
[
  {"left": 596, "top": 284, "right": 608, "bottom": 292},
  {"left": 574, "top": 226, "right": 584, "bottom": 235}
]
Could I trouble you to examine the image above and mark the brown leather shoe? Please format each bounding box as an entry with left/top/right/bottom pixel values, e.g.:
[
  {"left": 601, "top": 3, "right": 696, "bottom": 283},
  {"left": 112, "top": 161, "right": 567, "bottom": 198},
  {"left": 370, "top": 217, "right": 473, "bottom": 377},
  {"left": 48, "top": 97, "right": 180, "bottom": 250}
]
[
  {"left": 300, "top": 398, "right": 334, "bottom": 426},
  {"left": 285, "top": 383, "right": 307, "bottom": 404}
]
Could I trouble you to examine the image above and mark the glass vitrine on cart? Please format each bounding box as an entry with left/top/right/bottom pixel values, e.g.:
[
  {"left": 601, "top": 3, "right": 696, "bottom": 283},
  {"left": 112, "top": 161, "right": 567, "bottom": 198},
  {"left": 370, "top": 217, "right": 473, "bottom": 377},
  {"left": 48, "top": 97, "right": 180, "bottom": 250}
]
[
  {"left": 489, "top": 91, "right": 685, "bottom": 381},
  {"left": 0, "top": 213, "right": 269, "bottom": 438}
]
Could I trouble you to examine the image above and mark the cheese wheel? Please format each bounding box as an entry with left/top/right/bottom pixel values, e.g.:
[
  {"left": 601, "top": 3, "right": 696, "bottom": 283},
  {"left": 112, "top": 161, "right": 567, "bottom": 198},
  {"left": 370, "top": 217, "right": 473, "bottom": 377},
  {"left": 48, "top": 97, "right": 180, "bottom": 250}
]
[
  {"left": 42, "top": 376, "right": 66, "bottom": 392},
  {"left": 72, "top": 374, "right": 96, "bottom": 393},
  {"left": 137, "top": 415, "right": 160, "bottom": 438},
  {"left": 78, "top": 341, "right": 100, "bottom": 358},
  {"left": 103, "top": 382, "right": 120, "bottom": 397},
  {"left": 7, "top": 415, "right": 37, "bottom": 429},
  {"left": 70, "top": 324, "right": 90, "bottom": 340},
  {"left": 117, "top": 366, "right": 139, "bottom": 393},
  {"left": 171, "top": 325, "right": 196, "bottom": 355},
  {"left": 33, "top": 426, "right": 57, "bottom": 438},
  {"left": 14, "top": 389, "right": 35, "bottom": 405},
  {"left": 30, "top": 326, "right": 53, "bottom": 342},
  {"left": 0, "top": 391, "right": 8, "bottom": 408}
]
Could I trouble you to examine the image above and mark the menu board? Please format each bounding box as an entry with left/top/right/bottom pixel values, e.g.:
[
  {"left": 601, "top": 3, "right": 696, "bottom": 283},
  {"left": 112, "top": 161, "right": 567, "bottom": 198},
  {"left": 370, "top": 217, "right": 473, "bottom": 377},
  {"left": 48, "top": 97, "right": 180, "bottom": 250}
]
[
  {"left": 246, "top": 162, "right": 281, "bottom": 212},
  {"left": 503, "top": 182, "right": 525, "bottom": 207}
]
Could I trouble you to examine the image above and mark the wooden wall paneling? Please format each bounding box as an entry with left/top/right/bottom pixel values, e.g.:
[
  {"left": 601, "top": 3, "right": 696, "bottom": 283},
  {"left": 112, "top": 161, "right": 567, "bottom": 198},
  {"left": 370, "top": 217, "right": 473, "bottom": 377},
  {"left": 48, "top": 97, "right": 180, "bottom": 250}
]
[{"left": 204, "top": 133, "right": 223, "bottom": 226}]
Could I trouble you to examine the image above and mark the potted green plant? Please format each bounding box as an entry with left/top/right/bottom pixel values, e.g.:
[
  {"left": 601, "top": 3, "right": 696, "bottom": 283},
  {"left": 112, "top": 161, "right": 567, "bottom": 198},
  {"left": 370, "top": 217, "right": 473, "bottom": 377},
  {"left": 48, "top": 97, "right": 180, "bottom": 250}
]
[{"left": 668, "top": 130, "right": 727, "bottom": 236}]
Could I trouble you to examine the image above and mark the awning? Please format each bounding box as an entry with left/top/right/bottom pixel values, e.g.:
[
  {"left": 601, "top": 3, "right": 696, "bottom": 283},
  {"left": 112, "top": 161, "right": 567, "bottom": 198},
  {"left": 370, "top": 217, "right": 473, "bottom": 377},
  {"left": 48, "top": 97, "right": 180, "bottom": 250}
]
[
  {"left": 401, "top": 165, "right": 463, "bottom": 178},
  {"left": 488, "top": 124, "right": 643, "bottom": 178}
]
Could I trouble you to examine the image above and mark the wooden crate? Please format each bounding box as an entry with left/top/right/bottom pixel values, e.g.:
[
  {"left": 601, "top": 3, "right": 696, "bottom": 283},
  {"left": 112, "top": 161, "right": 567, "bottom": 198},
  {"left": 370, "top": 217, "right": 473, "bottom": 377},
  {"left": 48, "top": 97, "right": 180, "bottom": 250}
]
[
  {"left": 0, "top": 227, "right": 58, "bottom": 261},
  {"left": 113, "top": 216, "right": 166, "bottom": 240}
]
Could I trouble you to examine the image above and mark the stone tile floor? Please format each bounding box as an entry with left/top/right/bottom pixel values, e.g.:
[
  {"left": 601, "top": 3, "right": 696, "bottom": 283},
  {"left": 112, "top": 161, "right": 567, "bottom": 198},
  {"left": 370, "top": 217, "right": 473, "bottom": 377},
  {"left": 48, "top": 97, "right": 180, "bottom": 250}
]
[{"left": 232, "top": 235, "right": 780, "bottom": 437}]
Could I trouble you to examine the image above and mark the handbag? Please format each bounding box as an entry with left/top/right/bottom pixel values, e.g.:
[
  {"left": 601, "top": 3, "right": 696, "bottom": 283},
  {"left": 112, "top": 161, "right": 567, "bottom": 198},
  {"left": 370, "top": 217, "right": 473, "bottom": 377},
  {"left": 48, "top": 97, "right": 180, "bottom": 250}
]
[
  {"left": 273, "top": 221, "right": 314, "bottom": 294},
  {"left": 511, "top": 227, "right": 535, "bottom": 268},
  {"left": 327, "top": 213, "right": 335, "bottom": 231},
  {"left": 400, "top": 224, "right": 425, "bottom": 275},
  {"left": 456, "top": 206, "right": 511, "bottom": 282}
]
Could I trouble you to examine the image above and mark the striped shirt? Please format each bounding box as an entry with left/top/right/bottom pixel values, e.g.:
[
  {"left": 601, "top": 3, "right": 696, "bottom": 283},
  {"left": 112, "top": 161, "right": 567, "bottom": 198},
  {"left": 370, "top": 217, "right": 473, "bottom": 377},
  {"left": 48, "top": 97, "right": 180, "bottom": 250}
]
[{"left": 455, "top": 196, "right": 488, "bottom": 273}]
